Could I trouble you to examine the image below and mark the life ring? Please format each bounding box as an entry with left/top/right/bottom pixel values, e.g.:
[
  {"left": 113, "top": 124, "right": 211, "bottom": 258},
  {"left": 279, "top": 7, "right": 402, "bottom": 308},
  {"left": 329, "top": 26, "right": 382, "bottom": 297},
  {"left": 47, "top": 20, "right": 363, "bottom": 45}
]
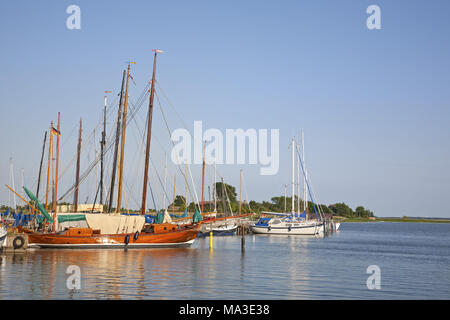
[
  {"left": 133, "top": 231, "right": 139, "bottom": 241},
  {"left": 13, "top": 236, "right": 25, "bottom": 249},
  {"left": 124, "top": 235, "right": 130, "bottom": 245}
]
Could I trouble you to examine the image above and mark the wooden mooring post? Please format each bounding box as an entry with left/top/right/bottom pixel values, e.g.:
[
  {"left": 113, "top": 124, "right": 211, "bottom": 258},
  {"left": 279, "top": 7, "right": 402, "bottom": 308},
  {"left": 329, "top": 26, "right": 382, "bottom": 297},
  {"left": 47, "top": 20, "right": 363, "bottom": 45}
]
[
  {"left": 240, "top": 224, "right": 245, "bottom": 253},
  {"left": 322, "top": 219, "right": 336, "bottom": 236}
]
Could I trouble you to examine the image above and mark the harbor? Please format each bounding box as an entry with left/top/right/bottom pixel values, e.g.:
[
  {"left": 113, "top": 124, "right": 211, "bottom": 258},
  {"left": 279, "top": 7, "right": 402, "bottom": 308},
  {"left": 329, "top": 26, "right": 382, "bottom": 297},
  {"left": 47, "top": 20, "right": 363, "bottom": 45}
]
[{"left": 1, "top": 0, "right": 449, "bottom": 308}]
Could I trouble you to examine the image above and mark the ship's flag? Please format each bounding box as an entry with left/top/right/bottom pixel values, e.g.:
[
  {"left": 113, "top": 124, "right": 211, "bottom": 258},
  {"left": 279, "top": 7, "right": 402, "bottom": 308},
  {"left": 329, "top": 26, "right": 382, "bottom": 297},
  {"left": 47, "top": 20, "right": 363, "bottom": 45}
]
[
  {"left": 152, "top": 49, "right": 164, "bottom": 53},
  {"left": 51, "top": 127, "right": 61, "bottom": 136}
]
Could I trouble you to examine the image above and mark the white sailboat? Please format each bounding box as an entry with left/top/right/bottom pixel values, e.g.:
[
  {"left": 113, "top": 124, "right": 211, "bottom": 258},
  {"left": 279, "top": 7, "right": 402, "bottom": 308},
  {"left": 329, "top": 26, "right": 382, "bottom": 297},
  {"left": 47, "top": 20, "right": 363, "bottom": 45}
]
[{"left": 251, "top": 136, "right": 323, "bottom": 235}]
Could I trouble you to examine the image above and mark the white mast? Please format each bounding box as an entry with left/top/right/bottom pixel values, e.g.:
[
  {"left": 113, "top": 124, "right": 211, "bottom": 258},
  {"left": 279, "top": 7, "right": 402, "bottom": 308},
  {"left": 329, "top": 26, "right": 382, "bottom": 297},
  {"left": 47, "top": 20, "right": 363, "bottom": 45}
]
[
  {"left": 291, "top": 137, "right": 295, "bottom": 213},
  {"left": 284, "top": 184, "right": 287, "bottom": 212},
  {"left": 302, "top": 130, "right": 307, "bottom": 214},
  {"left": 9, "top": 157, "right": 17, "bottom": 210},
  {"left": 184, "top": 160, "right": 188, "bottom": 210},
  {"left": 297, "top": 143, "right": 300, "bottom": 215},
  {"left": 21, "top": 168, "right": 25, "bottom": 200},
  {"left": 213, "top": 157, "right": 217, "bottom": 212}
]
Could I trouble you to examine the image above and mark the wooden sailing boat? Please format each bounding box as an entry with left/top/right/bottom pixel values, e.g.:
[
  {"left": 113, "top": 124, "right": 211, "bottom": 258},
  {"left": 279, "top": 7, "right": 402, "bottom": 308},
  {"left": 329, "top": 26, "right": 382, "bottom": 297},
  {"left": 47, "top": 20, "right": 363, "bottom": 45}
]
[{"left": 24, "top": 50, "right": 202, "bottom": 249}]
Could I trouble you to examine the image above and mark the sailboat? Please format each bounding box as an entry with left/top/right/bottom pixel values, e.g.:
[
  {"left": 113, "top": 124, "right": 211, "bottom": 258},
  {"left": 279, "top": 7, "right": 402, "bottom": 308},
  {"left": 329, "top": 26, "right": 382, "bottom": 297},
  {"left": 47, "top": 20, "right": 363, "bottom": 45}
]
[
  {"left": 251, "top": 136, "right": 323, "bottom": 235},
  {"left": 23, "top": 50, "right": 202, "bottom": 249}
]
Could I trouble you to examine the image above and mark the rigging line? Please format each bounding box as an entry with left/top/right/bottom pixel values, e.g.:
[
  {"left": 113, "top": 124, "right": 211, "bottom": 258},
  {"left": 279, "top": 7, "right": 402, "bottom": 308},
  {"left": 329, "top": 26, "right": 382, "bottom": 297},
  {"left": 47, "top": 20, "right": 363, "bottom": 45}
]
[
  {"left": 155, "top": 81, "right": 211, "bottom": 209},
  {"left": 152, "top": 157, "right": 171, "bottom": 210},
  {"left": 126, "top": 113, "right": 146, "bottom": 206},
  {"left": 187, "top": 163, "right": 201, "bottom": 212},
  {"left": 222, "top": 177, "right": 234, "bottom": 215},
  {"left": 148, "top": 163, "right": 162, "bottom": 211},
  {"left": 295, "top": 144, "right": 320, "bottom": 220},
  {"left": 155, "top": 80, "right": 192, "bottom": 133},
  {"left": 295, "top": 142, "right": 324, "bottom": 220},
  {"left": 127, "top": 101, "right": 169, "bottom": 211},
  {"left": 60, "top": 123, "right": 77, "bottom": 149},
  {"left": 58, "top": 83, "right": 151, "bottom": 201},
  {"left": 305, "top": 169, "right": 324, "bottom": 219},
  {"left": 154, "top": 90, "right": 199, "bottom": 208},
  {"left": 58, "top": 119, "right": 114, "bottom": 200},
  {"left": 128, "top": 95, "right": 171, "bottom": 157},
  {"left": 148, "top": 179, "right": 157, "bottom": 212},
  {"left": 124, "top": 178, "right": 140, "bottom": 210}
]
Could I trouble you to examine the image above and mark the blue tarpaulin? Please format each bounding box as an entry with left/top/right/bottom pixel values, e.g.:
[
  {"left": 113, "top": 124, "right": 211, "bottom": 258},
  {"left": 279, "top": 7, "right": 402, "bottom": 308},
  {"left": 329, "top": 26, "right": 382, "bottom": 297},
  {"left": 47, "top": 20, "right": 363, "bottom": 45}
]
[{"left": 170, "top": 209, "right": 188, "bottom": 219}]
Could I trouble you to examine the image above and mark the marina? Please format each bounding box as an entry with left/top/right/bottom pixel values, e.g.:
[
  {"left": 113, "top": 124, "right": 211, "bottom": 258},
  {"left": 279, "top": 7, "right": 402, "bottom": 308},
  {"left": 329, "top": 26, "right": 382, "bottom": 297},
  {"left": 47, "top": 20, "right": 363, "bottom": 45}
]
[{"left": 1, "top": 1, "right": 449, "bottom": 307}]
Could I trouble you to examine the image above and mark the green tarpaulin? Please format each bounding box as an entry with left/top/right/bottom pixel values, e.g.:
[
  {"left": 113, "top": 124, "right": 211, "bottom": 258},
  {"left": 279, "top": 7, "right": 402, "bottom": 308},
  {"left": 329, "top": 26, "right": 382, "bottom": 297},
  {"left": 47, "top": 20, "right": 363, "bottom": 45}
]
[
  {"left": 154, "top": 211, "right": 164, "bottom": 224},
  {"left": 57, "top": 215, "right": 86, "bottom": 223},
  {"left": 23, "top": 186, "right": 53, "bottom": 223},
  {"left": 193, "top": 209, "right": 202, "bottom": 223}
]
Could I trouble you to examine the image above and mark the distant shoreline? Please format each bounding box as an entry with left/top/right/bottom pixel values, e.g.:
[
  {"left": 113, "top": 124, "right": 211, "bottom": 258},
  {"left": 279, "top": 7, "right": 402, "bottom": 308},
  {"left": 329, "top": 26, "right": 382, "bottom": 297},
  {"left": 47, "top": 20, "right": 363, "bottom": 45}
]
[{"left": 339, "top": 217, "right": 450, "bottom": 223}]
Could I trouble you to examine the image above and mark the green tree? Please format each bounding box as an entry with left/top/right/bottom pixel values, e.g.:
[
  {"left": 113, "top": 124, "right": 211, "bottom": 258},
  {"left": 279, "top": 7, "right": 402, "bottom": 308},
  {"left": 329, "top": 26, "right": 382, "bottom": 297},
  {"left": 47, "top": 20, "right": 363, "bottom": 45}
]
[{"left": 329, "top": 203, "right": 354, "bottom": 217}]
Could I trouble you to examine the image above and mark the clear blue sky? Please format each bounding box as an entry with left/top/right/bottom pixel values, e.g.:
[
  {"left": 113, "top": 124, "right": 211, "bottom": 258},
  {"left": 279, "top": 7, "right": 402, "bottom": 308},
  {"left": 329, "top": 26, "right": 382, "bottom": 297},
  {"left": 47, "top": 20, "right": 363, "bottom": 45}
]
[{"left": 1, "top": 0, "right": 449, "bottom": 217}]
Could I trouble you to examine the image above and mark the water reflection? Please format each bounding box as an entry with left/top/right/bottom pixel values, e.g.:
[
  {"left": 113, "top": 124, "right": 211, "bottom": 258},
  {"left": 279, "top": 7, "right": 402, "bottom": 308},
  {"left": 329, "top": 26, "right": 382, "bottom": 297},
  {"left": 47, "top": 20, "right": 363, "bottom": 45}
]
[{"left": 1, "top": 223, "right": 449, "bottom": 299}]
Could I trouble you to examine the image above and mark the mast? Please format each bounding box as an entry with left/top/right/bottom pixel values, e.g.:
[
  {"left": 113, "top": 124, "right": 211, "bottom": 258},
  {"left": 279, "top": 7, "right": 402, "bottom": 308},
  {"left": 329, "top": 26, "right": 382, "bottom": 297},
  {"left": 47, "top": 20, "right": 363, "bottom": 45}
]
[
  {"left": 100, "top": 92, "right": 109, "bottom": 207},
  {"left": 116, "top": 62, "right": 132, "bottom": 213},
  {"left": 201, "top": 141, "right": 206, "bottom": 213},
  {"left": 221, "top": 177, "right": 226, "bottom": 216},
  {"left": 52, "top": 112, "right": 61, "bottom": 232},
  {"left": 284, "top": 184, "right": 287, "bottom": 212},
  {"left": 302, "top": 130, "right": 307, "bottom": 215},
  {"left": 291, "top": 137, "right": 295, "bottom": 213},
  {"left": 21, "top": 168, "right": 24, "bottom": 201},
  {"left": 45, "top": 123, "right": 53, "bottom": 211},
  {"left": 185, "top": 161, "right": 188, "bottom": 211},
  {"left": 9, "top": 157, "right": 17, "bottom": 211},
  {"left": 297, "top": 141, "right": 300, "bottom": 215},
  {"left": 141, "top": 50, "right": 159, "bottom": 215},
  {"left": 239, "top": 169, "right": 242, "bottom": 215},
  {"left": 36, "top": 131, "right": 47, "bottom": 199},
  {"left": 163, "top": 153, "right": 167, "bottom": 210},
  {"left": 172, "top": 174, "right": 176, "bottom": 214},
  {"left": 74, "top": 118, "right": 82, "bottom": 212},
  {"left": 208, "top": 186, "right": 211, "bottom": 212},
  {"left": 213, "top": 158, "right": 217, "bottom": 212},
  {"left": 108, "top": 71, "right": 126, "bottom": 213}
]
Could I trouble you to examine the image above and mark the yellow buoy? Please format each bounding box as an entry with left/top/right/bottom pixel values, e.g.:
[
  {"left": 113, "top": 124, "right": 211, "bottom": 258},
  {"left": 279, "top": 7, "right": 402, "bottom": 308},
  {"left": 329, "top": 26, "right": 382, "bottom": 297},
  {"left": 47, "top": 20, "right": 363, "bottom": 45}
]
[{"left": 209, "top": 231, "right": 213, "bottom": 250}]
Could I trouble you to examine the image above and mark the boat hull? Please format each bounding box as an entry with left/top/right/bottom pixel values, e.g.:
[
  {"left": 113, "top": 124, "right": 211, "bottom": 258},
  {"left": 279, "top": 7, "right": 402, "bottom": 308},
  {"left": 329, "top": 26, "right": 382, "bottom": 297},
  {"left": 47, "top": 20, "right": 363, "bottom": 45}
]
[
  {"left": 27, "top": 225, "right": 200, "bottom": 249},
  {"left": 251, "top": 223, "right": 323, "bottom": 235},
  {"left": 198, "top": 226, "right": 238, "bottom": 237}
]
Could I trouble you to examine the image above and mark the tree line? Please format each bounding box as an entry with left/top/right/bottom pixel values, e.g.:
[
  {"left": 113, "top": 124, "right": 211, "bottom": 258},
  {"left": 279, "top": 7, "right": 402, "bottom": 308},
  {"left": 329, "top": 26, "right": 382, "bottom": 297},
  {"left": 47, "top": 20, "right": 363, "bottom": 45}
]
[{"left": 170, "top": 182, "right": 375, "bottom": 218}]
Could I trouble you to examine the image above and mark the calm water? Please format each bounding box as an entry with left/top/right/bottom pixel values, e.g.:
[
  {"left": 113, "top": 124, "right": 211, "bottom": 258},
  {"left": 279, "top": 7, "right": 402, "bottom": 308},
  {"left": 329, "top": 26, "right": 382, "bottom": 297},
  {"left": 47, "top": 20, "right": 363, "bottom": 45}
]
[{"left": 1, "top": 222, "right": 449, "bottom": 299}]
